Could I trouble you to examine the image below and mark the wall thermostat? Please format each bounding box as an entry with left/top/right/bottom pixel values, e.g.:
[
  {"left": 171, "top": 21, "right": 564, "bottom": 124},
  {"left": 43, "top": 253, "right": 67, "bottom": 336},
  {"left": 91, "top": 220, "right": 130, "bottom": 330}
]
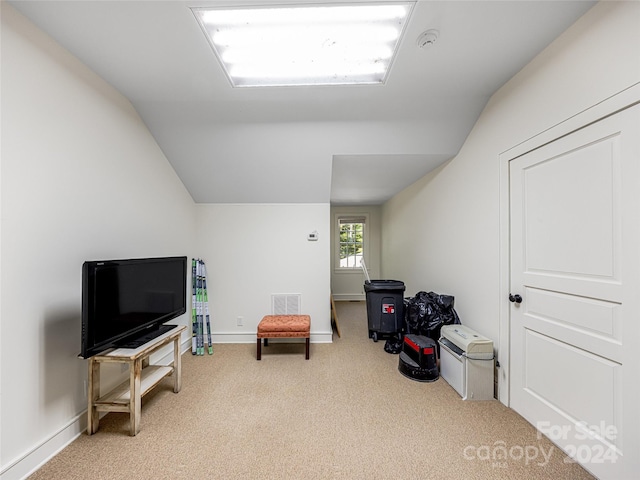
[{"left": 307, "top": 231, "right": 319, "bottom": 241}]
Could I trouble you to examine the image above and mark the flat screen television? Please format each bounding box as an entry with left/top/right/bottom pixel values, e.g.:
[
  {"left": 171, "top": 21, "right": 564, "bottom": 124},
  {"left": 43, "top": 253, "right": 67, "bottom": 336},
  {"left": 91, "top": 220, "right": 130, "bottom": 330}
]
[{"left": 81, "top": 256, "right": 187, "bottom": 358}]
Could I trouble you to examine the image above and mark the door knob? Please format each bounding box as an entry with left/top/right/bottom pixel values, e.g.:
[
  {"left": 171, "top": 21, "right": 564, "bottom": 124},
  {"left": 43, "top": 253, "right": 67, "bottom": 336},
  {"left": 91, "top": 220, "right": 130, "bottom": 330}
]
[{"left": 509, "top": 294, "right": 523, "bottom": 304}]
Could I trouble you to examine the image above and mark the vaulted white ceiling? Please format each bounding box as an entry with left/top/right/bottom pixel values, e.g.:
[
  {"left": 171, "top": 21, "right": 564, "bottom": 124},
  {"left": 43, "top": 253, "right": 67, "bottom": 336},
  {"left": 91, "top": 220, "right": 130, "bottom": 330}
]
[{"left": 10, "top": 0, "right": 595, "bottom": 205}]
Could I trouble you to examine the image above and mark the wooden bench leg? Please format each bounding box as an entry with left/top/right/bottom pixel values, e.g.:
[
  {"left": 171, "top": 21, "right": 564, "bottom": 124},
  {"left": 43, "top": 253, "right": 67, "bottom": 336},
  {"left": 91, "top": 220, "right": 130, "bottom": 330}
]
[
  {"left": 257, "top": 336, "right": 309, "bottom": 359},
  {"left": 130, "top": 359, "right": 142, "bottom": 436},
  {"left": 87, "top": 358, "right": 100, "bottom": 435}
]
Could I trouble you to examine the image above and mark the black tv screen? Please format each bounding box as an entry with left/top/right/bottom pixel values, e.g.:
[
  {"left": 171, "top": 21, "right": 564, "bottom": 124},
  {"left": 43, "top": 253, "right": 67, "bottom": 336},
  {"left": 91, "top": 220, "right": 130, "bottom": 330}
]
[{"left": 81, "top": 256, "right": 187, "bottom": 358}]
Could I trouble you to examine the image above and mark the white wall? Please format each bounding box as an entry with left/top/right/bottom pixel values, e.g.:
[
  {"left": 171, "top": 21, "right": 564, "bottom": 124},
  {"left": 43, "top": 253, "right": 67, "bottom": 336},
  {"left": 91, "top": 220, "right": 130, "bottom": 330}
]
[
  {"left": 0, "top": 4, "right": 197, "bottom": 478},
  {"left": 382, "top": 1, "right": 639, "bottom": 366},
  {"left": 195, "top": 204, "right": 331, "bottom": 343},
  {"left": 3, "top": 0, "right": 638, "bottom": 478},
  {"left": 330, "top": 206, "right": 381, "bottom": 300}
]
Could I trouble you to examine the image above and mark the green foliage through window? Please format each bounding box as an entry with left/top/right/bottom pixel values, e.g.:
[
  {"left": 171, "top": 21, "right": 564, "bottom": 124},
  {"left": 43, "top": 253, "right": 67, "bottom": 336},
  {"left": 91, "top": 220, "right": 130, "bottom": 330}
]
[{"left": 339, "top": 220, "right": 364, "bottom": 268}]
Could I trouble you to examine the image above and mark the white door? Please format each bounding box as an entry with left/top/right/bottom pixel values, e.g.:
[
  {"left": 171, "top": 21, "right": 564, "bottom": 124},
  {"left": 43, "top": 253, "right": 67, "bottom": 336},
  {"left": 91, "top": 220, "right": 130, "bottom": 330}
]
[{"left": 509, "top": 104, "right": 640, "bottom": 479}]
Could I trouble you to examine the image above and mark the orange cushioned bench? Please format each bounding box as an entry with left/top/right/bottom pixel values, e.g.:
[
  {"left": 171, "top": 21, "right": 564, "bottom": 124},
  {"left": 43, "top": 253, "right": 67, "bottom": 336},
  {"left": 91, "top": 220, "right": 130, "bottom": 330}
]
[{"left": 257, "top": 315, "right": 311, "bottom": 360}]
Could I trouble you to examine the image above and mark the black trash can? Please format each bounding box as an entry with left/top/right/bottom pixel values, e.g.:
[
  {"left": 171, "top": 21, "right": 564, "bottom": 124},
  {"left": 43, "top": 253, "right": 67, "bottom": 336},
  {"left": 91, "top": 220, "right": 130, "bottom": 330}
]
[{"left": 364, "top": 280, "right": 405, "bottom": 342}]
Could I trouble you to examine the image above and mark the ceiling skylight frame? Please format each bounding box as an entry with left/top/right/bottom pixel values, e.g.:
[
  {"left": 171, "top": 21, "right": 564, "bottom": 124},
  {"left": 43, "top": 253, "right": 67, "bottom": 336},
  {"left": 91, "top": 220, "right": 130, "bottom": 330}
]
[{"left": 191, "top": 2, "right": 415, "bottom": 88}]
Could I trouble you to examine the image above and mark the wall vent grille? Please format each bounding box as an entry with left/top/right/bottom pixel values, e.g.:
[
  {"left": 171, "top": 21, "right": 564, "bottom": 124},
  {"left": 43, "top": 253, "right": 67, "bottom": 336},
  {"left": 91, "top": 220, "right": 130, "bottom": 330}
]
[{"left": 271, "top": 294, "right": 301, "bottom": 315}]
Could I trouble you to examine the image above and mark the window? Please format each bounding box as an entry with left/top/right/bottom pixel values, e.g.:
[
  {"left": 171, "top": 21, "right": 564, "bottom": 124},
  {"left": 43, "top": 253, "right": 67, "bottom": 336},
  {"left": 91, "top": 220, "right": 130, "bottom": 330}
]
[{"left": 338, "top": 217, "right": 366, "bottom": 269}]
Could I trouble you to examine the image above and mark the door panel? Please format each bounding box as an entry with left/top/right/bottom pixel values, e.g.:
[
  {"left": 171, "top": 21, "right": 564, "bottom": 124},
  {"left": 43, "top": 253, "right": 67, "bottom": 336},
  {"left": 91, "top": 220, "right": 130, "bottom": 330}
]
[
  {"left": 522, "top": 135, "right": 620, "bottom": 280},
  {"left": 510, "top": 104, "right": 639, "bottom": 479},
  {"left": 524, "top": 330, "right": 621, "bottom": 448},
  {"left": 525, "top": 288, "right": 619, "bottom": 339},
  {"left": 524, "top": 287, "right": 621, "bottom": 360}
]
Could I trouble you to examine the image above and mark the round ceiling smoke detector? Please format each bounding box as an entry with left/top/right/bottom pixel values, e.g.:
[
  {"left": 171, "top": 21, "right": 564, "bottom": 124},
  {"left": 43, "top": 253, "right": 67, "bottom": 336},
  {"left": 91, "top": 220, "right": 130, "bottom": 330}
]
[{"left": 417, "top": 29, "right": 439, "bottom": 49}]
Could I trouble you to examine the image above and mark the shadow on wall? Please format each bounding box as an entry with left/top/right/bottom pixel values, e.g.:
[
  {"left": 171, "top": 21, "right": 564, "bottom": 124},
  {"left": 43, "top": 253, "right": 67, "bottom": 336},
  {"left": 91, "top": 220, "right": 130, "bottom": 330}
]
[
  {"left": 41, "top": 305, "right": 86, "bottom": 412},
  {"left": 384, "top": 158, "right": 452, "bottom": 211}
]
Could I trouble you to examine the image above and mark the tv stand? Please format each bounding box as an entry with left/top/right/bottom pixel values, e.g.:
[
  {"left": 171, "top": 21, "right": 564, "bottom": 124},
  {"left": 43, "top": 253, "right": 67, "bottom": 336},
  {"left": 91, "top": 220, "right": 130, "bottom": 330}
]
[{"left": 87, "top": 325, "right": 186, "bottom": 436}]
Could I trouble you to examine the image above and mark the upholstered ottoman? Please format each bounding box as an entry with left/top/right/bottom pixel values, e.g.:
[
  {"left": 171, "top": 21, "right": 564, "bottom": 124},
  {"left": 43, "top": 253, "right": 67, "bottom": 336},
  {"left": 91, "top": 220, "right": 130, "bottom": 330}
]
[{"left": 257, "top": 315, "right": 311, "bottom": 360}]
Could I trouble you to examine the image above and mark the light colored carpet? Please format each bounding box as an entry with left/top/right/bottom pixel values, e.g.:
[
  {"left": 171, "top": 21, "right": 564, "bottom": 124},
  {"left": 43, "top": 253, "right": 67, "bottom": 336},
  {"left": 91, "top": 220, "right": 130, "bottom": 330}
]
[{"left": 29, "top": 301, "right": 594, "bottom": 479}]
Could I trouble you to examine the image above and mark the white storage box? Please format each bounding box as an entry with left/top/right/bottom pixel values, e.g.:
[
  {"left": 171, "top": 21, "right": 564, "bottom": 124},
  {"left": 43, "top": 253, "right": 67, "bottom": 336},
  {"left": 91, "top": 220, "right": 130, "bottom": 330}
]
[{"left": 439, "top": 325, "right": 494, "bottom": 401}]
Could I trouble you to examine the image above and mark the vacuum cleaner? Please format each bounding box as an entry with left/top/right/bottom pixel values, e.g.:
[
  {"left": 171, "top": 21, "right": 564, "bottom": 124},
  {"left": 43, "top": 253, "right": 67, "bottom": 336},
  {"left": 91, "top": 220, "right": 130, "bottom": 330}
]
[{"left": 398, "top": 334, "right": 439, "bottom": 382}]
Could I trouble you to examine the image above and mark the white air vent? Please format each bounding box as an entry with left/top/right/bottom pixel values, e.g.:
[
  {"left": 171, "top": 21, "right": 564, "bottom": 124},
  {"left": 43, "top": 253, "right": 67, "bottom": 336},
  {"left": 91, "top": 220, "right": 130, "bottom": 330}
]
[{"left": 271, "top": 294, "right": 301, "bottom": 315}]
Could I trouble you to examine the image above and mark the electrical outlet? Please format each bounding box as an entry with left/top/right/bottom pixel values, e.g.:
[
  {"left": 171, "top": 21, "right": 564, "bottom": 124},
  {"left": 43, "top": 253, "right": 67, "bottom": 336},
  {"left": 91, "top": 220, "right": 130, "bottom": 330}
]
[{"left": 237, "top": 316, "right": 243, "bottom": 327}]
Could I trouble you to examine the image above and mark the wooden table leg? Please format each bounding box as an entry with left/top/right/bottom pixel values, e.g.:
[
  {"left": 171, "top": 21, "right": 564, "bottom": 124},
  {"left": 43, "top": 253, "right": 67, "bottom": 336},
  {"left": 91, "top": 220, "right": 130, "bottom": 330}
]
[
  {"left": 130, "top": 359, "right": 142, "bottom": 436},
  {"left": 173, "top": 337, "right": 182, "bottom": 393},
  {"left": 87, "top": 358, "right": 100, "bottom": 435}
]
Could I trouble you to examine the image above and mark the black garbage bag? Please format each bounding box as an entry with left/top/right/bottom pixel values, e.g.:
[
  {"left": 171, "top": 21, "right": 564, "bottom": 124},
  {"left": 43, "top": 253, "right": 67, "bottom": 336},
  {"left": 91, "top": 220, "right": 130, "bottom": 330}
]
[
  {"left": 404, "top": 291, "right": 461, "bottom": 345},
  {"left": 384, "top": 332, "right": 403, "bottom": 354}
]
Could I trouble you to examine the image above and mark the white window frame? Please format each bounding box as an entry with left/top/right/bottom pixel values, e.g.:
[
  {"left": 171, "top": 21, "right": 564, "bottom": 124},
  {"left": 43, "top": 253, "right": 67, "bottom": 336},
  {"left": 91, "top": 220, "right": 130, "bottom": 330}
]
[{"left": 335, "top": 214, "right": 368, "bottom": 272}]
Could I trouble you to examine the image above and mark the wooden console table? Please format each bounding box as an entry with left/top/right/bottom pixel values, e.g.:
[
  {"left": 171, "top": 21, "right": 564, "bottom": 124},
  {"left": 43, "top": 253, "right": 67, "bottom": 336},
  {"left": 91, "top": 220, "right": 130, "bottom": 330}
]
[{"left": 87, "top": 325, "right": 186, "bottom": 436}]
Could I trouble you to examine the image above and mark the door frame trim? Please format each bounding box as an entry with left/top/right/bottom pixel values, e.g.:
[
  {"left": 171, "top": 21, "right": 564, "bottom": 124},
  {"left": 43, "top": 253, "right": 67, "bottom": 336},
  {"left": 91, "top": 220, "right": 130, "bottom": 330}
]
[{"left": 497, "top": 82, "right": 640, "bottom": 406}]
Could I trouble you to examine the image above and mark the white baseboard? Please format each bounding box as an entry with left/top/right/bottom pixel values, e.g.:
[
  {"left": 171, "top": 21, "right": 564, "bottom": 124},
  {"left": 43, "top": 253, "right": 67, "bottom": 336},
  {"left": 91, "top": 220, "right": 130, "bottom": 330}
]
[
  {"left": 209, "top": 331, "right": 334, "bottom": 343},
  {"left": 0, "top": 412, "right": 86, "bottom": 480},
  {"left": 332, "top": 294, "right": 365, "bottom": 302}
]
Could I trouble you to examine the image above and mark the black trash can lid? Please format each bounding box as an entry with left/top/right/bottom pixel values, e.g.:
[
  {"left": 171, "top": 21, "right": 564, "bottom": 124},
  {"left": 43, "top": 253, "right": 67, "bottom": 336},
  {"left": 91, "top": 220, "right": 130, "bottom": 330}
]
[{"left": 364, "top": 280, "right": 405, "bottom": 292}]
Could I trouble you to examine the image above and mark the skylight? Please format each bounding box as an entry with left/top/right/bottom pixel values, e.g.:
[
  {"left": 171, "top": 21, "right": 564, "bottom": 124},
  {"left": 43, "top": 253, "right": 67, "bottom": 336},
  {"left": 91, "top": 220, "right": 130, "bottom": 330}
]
[{"left": 192, "top": 3, "right": 414, "bottom": 87}]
